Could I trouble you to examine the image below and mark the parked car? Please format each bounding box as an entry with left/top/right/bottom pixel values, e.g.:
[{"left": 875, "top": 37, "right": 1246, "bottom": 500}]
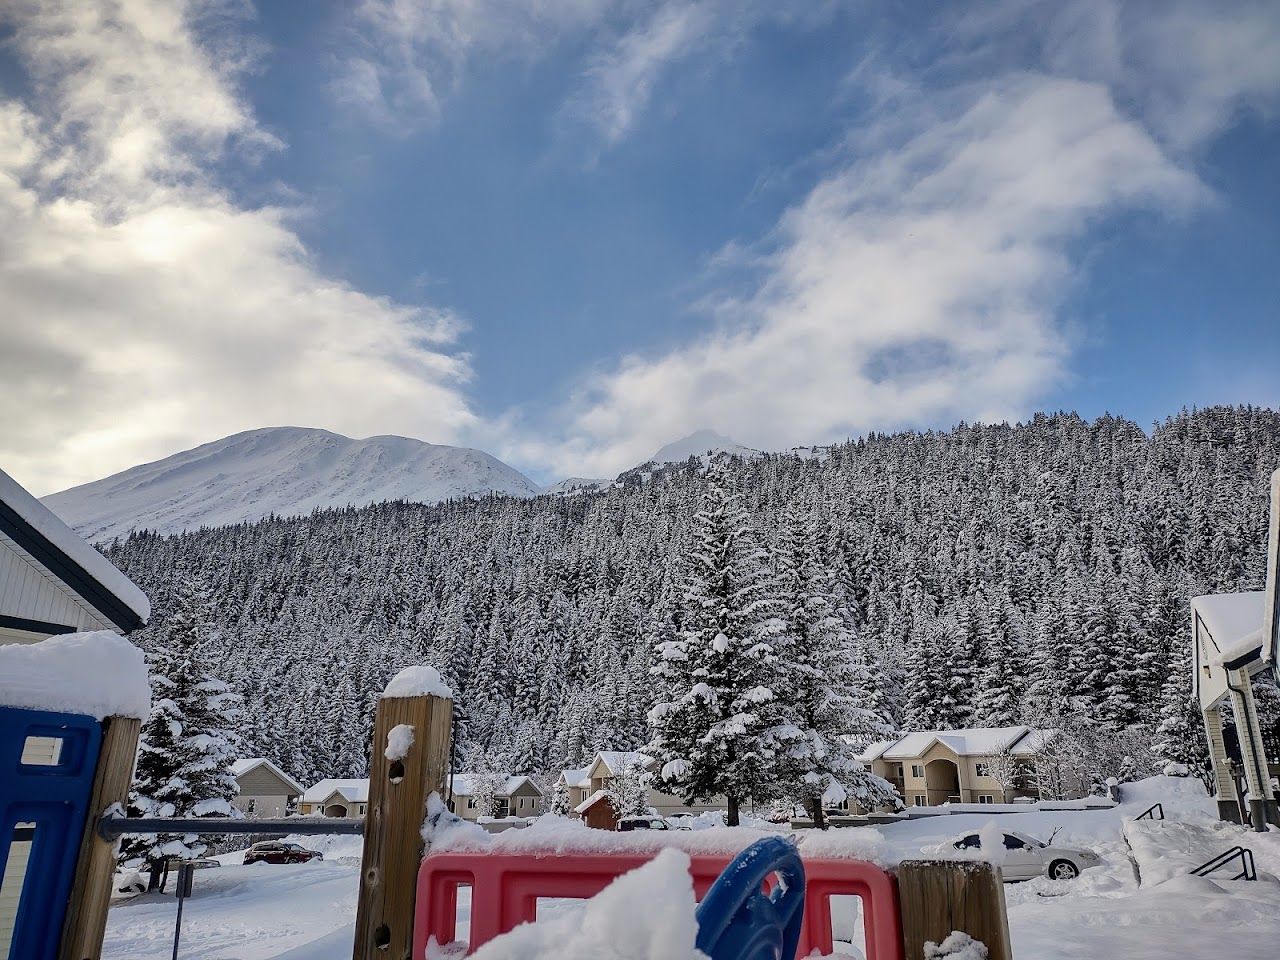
[
  {"left": 617, "top": 815, "right": 671, "bottom": 832},
  {"left": 243, "top": 841, "right": 323, "bottom": 865},
  {"left": 949, "top": 829, "right": 1100, "bottom": 881}
]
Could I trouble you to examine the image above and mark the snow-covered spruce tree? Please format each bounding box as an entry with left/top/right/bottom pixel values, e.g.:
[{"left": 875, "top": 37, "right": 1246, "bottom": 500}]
[
  {"left": 770, "top": 509, "right": 898, "bottom": 828},
  {"left": 1151, "top": 637, "right": 1211, "bottom": 785},
  {"left": 120, "top": 576, "right": 243, "bottom": 880},
  {"left": 648, "top": 463, "right": 786, "bottom": 826},
  {"left": 608, "top": 757, "right": 654, "bottom": 819},
  {"left": 549, "top": 777, "right": 572, "bottom": 816}
]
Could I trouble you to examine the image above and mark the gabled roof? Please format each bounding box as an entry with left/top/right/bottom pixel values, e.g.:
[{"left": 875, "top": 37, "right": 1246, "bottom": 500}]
[
  {"left": 1009, "top": 729, "right": 1056, "bottom": 756},
  {"left": 559, "top": 766, "right": 592, "bottom": 789},
  {"left": 450, "top": 773, "right": 542, "bottom": 797},
  {"left": 591, "top": 751, "right": 653, "bottom": 777},
  {"left": 573, "top": 789, "right": 612, "bottom": 815},
  {"left": 881, "top": 726, "right": 1032, "bottom": 760},
  {"left": 1192, "top": 592, "right": 1266, "bottom": 668},
  {"left": 231, "top": 757, "right": 305, "bottom": 795},
  {"left": 856, "top": 740, "right": 897, "bottom": 763},
  {"left": 301, "top": 778, "right": 369, "bottom": 804},
  {"left": 1, "top": 467, "right": 149, "bottom": 631}
]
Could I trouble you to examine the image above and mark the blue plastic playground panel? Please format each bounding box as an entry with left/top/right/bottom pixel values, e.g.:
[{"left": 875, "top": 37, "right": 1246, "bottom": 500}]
[
  {"left": 695, "top": 836, "right": 806, "bottom": 960},
  {"left": 0, "top": 706, "right": 103, "bottom": 960}
]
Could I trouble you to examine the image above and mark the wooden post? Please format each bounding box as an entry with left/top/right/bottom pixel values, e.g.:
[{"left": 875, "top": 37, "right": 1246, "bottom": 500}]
[
  {"left": 353, "top": 689, "right": 452, "bottom": 960},
  {"left": 59, "top": 715, "right": 141, "bottom": 960},
  {"left": 897, "top": 860, "right": 1013, "bottom": 960}
]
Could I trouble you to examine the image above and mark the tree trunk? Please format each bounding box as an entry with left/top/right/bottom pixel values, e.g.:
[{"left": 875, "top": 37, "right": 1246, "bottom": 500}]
[
  {"left": 726, "top": 796, "right": 740, "bottom": 827},
  {"left": 809, "top": 797, "right": 827, "bottom": 830}
]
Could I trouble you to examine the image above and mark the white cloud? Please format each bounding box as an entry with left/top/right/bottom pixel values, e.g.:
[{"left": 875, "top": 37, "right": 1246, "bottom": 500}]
[
  {"left": 0, "top": 0, "right": 477, "bottom": 495},
  {"left": 508, "top": 73, "right": 1202, "bottom": 478}
]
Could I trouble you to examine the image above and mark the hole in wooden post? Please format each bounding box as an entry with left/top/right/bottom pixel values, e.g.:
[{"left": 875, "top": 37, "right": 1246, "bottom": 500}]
[
  {"left": 374, "top": 923, "right": 391, "bottom": 950},
  {"left": 389, "top": 760, "right": 405, "bottom": 784}
]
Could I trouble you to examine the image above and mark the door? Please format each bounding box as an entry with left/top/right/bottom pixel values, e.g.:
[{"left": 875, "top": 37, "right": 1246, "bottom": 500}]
[{"left": 1000, "top": 834, "right": 1044, "bottom": 879}]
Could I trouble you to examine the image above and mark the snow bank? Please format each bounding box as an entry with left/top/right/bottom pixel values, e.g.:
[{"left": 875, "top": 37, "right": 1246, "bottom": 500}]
[
  {"left": 383, "top": 665, "right": 452, "bottom": 699},
  {"left": 1123, "top": 818, "right": 1251, "bottom": 886},
  {"left": 1115, "top": 775, "right": 1216, "bottom": 822},
  {"left": 0, "top": 630, "right": 150, "bottom": 719},
  {"left": 467, "top": 848, "right": 707, "bottom": 960}
]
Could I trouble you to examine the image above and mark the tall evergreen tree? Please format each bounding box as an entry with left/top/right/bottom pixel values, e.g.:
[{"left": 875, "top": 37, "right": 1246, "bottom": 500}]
[{"left": 648, "top": 464, "right": 786, "bottom": 825}]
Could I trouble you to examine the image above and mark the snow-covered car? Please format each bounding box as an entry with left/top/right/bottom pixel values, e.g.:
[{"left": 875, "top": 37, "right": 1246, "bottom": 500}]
[
  {"left": 950, "top": 829, "right": 1100, "bottom": 881},
  {"left": 617, "top": 816, "right": 672, "bottom": 831},
  {"left": 243, "top": 841, "right": 323, "bottom": 865}
]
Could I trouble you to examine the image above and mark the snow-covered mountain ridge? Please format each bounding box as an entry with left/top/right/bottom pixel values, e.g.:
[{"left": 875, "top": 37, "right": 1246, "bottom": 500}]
[{"left": 43, "top": 427, "right": 540, "bottom": 542}]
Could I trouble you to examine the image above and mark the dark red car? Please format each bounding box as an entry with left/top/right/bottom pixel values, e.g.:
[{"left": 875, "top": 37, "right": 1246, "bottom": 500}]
[{"left": 243, "top": 841, "right": 323, "bottom": 865}]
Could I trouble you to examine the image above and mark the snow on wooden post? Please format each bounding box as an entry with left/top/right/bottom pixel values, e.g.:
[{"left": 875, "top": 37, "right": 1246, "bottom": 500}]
[
  {"left": 353, "top": 666, "right": 452, "bottom": 960},
  {"left": 896, "top": 859, "right": 1012, "bottom": 960}
]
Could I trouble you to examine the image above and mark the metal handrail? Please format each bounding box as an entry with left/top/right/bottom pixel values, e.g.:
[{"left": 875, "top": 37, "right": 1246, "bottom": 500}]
[
  {"left": 99, "top": 814, "right": 364, "bottom": 840},
  {"left": 1191, "top": 846, "right": 1257, "bottom": 882},
  {"left": 1136, "top": 802, "right": 1164, "bottom": 821}
]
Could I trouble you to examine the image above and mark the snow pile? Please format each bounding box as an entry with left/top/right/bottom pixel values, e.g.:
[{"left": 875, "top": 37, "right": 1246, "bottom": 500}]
[
  {"left": 386, "top": 723, "right": 416, "bottom": 761},
  {"left": 924, "top": 932, "right": 987, "bottom": 960},
  {"left": 0, "top": 630, "right": 150, "bottom": 719},
  {"left": 383, "top": 665, "right": 452, "bottom": 699},
  {"left": 467, "top": 848, "right": 707, "bottom": 960},
  {"left": 1123, "top": 817, "right": 1254, "bottom": 886},
  {"left": 1116, "top": 775, "right": 1216, "bottom": 822}
]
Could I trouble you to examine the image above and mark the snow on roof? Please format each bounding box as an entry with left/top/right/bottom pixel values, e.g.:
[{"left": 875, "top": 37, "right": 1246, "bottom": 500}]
[
  {"left": 231, "top": 757, "right": 305, "bottom": 794},
  {"left": 1, "top": 466, "right": 150, "bottom": 628},
  {"left": 382, "top": 664, "right": 452, "bottom": 699},
  {"left": 574, "top": 789, "right": 612, "bottom": 815},
  {"left": 1192, "top": 592, "right": 1266, "bottom": 665},
  {"left": 450, "top": 773, "right": 541, "bottom": 797},
  {"left": 882, "top": 726, "right": 1031, "bottom": 759},
  {"left": 857, "top": 740, "right": 897, "bottom": 763},
  {"left": 301, "top": 778, "right": 370, "bottom": 804},
  {"left": 559, "top": 766, "right": 592, "bottom": 789},
  {"left": 1009, "top": 729, "right": 1056, "bottom": 756},
  {"left": 0, "top": 630, "right": 150, "bottom": 719},
  {"left": 595, "top": 751, "right": 653, "bottom": 775}
]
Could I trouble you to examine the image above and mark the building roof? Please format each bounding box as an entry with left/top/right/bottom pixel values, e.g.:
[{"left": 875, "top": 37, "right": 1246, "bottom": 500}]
[
  {"left": 881, "top": 726, "right": 1033, "bottom": 760},
  {"left": 1009, "top": 729, "right": 1056, "bottom": 756},
  {"left": 559, "top": 766, "right": 592, "bottom": 789},
  {"left": 301, "top": 778, "right": 370, "bottom": 804},
  {"left": 450, "top": 773, "right": 542, "bottom": 797},
  {"left": 593, "top": 751, "right": 653, "bottom": 776},
  {"left": 1192, "top": 592, "right": 1266, "bottom": 668},
  {"left": 231, "top": 757, "right": 305, "bottom": 795},
  {"left": 0, "top": 466, "right": 150, "bottom": 631},
  {"left": 856, "top": 740, "right": 897, "bottom": 763},
  {"left": 573, "top": 789, "right": 612, "bottom": 815}
]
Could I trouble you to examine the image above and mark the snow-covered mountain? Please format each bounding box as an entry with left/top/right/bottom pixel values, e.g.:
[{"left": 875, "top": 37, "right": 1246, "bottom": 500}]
[
  {"left": 648, "top": 430, "right": 758, "bottom": 465},
  {"left": 541, "top": 477, "right": 613, "bottom": 496},
  {"left": 43, "top": 427, "right": 540, "bottom": 542}
]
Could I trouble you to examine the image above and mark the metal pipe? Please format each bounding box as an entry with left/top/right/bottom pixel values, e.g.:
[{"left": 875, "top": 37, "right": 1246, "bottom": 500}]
[
  {"left": 98, "top": 816, "right": 365, "bottom": 840},
  {"left": 1225, "top": 670, "right": 1273, "bottom": 833}
]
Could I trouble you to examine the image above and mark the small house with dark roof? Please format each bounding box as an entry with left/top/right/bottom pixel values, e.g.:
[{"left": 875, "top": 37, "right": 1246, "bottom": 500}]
[{"left": 0, "top": 466, "right": 149, "bottom": 644}]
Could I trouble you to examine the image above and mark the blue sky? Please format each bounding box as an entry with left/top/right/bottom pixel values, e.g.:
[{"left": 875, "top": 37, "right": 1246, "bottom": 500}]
[{"left": 1, "top": 1, "right": 1279, "bottom": 493}]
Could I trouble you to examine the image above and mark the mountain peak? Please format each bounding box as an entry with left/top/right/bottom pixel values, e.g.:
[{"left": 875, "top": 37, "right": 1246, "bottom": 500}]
[
  {"left": 649, "top": 430, "right": 757, "bottom": 465},
  {"left": 42, "top": 426, "right": 538, "bottom": 542}
]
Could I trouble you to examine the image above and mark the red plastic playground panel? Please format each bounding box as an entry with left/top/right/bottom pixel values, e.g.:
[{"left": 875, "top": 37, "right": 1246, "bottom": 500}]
[{"left": 413, "top": 849, "right": 903, "bottom": 960}]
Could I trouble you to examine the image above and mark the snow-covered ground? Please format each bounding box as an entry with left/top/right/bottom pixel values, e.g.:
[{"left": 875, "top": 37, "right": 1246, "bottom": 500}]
[{"left": 102, "top": 779, "right": 1280, "bottom": 960}]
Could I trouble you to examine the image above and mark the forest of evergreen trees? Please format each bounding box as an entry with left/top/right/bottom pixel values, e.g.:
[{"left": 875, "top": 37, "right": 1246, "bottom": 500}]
[{"left": 104, "top": 406, "right": 1280, "bottom": 792}]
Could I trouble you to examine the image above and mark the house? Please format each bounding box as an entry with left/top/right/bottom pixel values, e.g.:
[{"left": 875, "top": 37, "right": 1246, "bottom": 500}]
[
  {"left": 857, "top": 726, "right": 1053, "bottom": 809},
  {"left": 448, "top": 774, "right": 544, "bottom": 821},
  {"left": 230, "top": 758, "right": 304, "bottom": 819},
  {"left": 561, "top": 750, "right": 727, "bottom": 828},
  {"left": 299, "top": 779, "right": 370, "bottom": 818},
  {"left": 0, "top": 466, "right": 149, "bottom": 645}
]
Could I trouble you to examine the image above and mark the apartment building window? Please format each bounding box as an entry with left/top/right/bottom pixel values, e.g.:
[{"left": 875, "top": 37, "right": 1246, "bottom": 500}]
[
  {"left": 911, "top": 764, "right": 924, "bottom": 778},
  {"left": 913, "top": 796, "right": 925, "bottom": 807},
  {"left": 978, "top": 795, "right": 994, "bottom": 804},
  {"left": 975, "top": 762, "right": 991, "bottom": 778}
]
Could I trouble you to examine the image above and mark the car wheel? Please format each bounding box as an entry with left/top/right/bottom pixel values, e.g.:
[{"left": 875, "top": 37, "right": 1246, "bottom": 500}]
[{"left": 1049, "top": 859, "right": 1079, "bottom": 880}]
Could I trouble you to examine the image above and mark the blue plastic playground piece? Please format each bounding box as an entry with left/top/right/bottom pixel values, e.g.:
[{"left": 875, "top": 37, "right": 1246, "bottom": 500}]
[
  {"left": 695, "top": 836, "right": 806, "bottom": 960},
  {"left": 0, "top": 706, "right": 103, "bottom": 960}
]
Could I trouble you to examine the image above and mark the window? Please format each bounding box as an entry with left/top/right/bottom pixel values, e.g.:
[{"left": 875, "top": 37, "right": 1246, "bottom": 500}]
[
  {"left": 911, "top": 764, "right": 924, "bottom": 778},
  {"left": 913, "top": 796, "right": 925, "bottom": 807},
  {"left": 246, "top": 798, "right": 256, "bottom": 814},
  {"left": 1003, "top": 835, "right": 1028, "bottom": 850},
  {"left": 978, "top": 795, "right": 993, "bottom": 804},
  {"left": 954, "top": 834, "right": 980, "bottom": 849},
  {"left": 975, "top": 762, "right": 991, "bottom": 778},
  {"left": 468, "top": 798, "right": 476, "bottom": 809}
]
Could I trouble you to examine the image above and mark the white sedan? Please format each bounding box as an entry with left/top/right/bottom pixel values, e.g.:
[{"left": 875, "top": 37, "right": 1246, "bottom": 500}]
[{"left": 950, "top": 829, "right": 1101, "bottom": 881}]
